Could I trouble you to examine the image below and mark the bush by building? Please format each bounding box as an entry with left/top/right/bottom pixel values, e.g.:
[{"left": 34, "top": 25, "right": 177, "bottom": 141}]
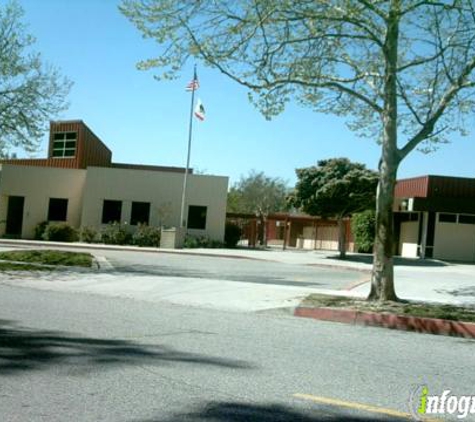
[
  {"left": 100, "top": 223, "right": 132, "bottom": 245},
  {"left": 42, "top": 222, "right": 79, "bottom": 242},
  {"left": 79, "top": 226, "right": 100, "bottom": 243},
  {"left": 351, "top": 209, "right": 376, "bottom": 253},
  {"left": 132, "top": 224, "right": 161, "bottom": 247}
]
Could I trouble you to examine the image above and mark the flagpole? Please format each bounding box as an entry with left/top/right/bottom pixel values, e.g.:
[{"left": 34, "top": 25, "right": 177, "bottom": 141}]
[{"left": 179, "top": 64, "right": 197, "bottom": 228}]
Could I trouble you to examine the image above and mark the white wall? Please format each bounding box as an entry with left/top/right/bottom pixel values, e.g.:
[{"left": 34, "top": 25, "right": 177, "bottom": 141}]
[
  {"left": 399, "top": 221, "right": 419, "bottom": 258},
  {"left": 434, "top": 221, "right": 475, "bottom": 262},
  {"left": 0, "top": 164, "right": 86, "bottom": 238},
  {"left": 81, "top": 167, "right": 228, "bottom": 241}
]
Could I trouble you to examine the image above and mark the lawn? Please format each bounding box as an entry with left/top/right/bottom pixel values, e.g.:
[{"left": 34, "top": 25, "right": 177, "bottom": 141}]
[
  {"left": 302, "top": 294, "right": 475, "bottom": 323},
  {"left": 0, "top": 249, "right": 93, "bottom": 268}
]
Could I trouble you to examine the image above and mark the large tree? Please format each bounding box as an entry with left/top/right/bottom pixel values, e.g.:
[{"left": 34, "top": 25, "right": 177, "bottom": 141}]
[
  {"left": 120, "top": 0, "right": 475, "bottom": 301},
  {"left": 228, "top": 170, "right": 288, "bottom": 245},
  {"left": 0, "top": 1, "right": 71, "bottom": 157},
  {"left": 290, "top": 158, "right": 378, "bottom": 259}
]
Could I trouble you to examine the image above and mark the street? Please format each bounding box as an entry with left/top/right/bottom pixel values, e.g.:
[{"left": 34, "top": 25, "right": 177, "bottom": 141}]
[{"left": 1, "top": 281, "right": 474, "bottom": 421}]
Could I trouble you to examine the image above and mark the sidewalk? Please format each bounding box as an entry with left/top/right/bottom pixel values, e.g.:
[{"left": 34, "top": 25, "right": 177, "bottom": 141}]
[{"left": 1, "top": 238, "right": 475, "bottom": 307}]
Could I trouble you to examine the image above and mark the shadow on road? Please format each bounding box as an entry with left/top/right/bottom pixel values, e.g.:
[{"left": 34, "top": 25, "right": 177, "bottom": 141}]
[
  {"left": 139, "top": 401, "right": 406, "bottom": 421},
  {"left": 326, "top": 254, "right": 448, "bottom": 267},
  {"left": 108, "top": 265, "right": 324, "bottom": 288},
  {"left": 0, "top": 320, "right": 254, "bottom": 376}
]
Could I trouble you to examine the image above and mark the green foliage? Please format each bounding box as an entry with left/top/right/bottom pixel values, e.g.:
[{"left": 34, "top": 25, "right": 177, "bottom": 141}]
[
  {"left": 351, "top": 209, "right": 376, "bottom": 253},
  {"left": 132, "top": 224, "right": 161, "bottom": 247},
  {"left": 0, "top": 249, "right": 92, "bottom": 267},
  {"left": 120, "top": 1, "right": 475, "bottom": 147},
  {"left": 100, "top": 223, "right": 132, "bottom": 245},
  {"left": 42, "top": 222, "right": 78, "bottom": 243},
  {"left": 183, "top": 235, "right": 224, "bottom": 249},
  {"left": 227, "top": 170, "right": 288, "bottom": 217},
  {"left": 120, "top": 0, "right": 475, "bottom": 299},
  {"left": 289, "top": 158, "right": 378, "bottom": 219},
  {"left": 224, "top": 222, "right": 242, "bottom": 248},
  {"left": 34, "top": 221, "right": 48, "bottom": 240},
  {"left": 0, "top": 1, "right": 72, "bottom": 155},
  {"left": 79, "top": 226, "right": 100, "bottom": 243}
]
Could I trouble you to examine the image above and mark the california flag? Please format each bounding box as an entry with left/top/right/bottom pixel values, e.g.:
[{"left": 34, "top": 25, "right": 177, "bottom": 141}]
[{"left": 194, "top": 99, "right": 205, "bottom": 121}]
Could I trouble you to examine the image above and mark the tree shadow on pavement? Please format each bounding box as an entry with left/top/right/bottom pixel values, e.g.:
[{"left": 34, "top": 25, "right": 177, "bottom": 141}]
[
  {"left": 326, "top": 254, "right": 448, "bottom": 267},
  {"left": 0, "top": 320, "right": 254, "bottom": 376},
  {"left": 139, "top": 401, "right": 406, "bottom": 421},
  {"left": 107, "top": 265, "right": 323, "bottom": 287}
]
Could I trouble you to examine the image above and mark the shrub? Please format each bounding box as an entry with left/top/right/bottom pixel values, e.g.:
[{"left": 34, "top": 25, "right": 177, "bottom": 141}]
[
  {"left": 351, "top": 209, "right": 376, "bottom": 253},
  {"left": 224, "top": 222, "right": 242, "bottom": 248},
  {"left": 42, "top": 222, "right": 79, "bottom": 242},
  {"left": 34, "top": 221, "right": 48, "bottom": 240},
  {"left": 100, "top": 223, "right": 132, "bottom": 245},
  {"left": 132, "top": 224, "right": 161, "bottom": 247},
  {"left": 183, "top": 235, "right": 200, "bottom": 248},
  {"left": 183, "top": 235, "right": 224, "bottom": 249},
  {"left": 79, "top": 226, "right": 100, "bottom": 243}
]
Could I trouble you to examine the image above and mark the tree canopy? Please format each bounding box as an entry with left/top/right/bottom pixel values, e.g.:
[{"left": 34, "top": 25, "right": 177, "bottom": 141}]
[
  {"left": 228, "top": 171, "right": 288, "bottom": 245},
  {"left": 0, "top": 1, "right": 72, "bottom": 157},
  {"left": 290, "top": 158, "right": 378, "bottom": 257},
  {"left": 227, "top": 170, "right": 288, "bottom": 217},
  {"left": 290, "top": 158, "right": 378, "bottom": 218},
  {"left": 121, "top": 0, "right": 475, "bottom": 301}
]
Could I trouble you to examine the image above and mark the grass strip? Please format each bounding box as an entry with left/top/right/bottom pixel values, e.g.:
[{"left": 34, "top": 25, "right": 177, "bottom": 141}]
[
  {"left": 0, "top": 249, "right": 93, "bottom": 268},
  {"left": 302, "top": 294, "right": 475, "bottom": 323},
  {"left": 0, "top": 262, "right": 51, "bottom": 271}
]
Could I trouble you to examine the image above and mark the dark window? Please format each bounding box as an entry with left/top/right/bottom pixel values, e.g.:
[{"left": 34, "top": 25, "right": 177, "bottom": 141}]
[
  {"left": 439, "top": 213, "right": 457, "bottom": 223},
  {"left": 459, "top": 214, "right": 475, "bottom": 225},
  {"left": 187, "top": 206, "right": 207, "bottom": 230},
  {"left": 48, "top": 198, "right": 68, "bottom": 221},
  {"left": 131, "top": 202, "right": 150, "bottom": 225},
  {"left": 102, "top": 200, "right": 122, "bottom": 224},
  {"left": 399, "top": 212, "right": 419, "bottom": 222},
  {"left": 52, "top": 132, "right": 77, "bottom": 158}
]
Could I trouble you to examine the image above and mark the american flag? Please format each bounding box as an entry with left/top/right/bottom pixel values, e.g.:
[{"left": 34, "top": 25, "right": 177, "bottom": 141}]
[{"left": 186, "top": 70, "right": 199, "bottom": 91}]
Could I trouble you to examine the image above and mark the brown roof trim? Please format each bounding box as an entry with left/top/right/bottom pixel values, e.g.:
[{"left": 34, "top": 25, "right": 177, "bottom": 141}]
[{"left": 111, "top": 163, "right": 192, "bottom": 174}]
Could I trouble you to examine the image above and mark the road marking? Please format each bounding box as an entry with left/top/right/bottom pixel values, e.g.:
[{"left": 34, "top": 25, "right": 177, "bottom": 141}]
[{"left": 294, "top": 393, "right": 440, "bottom": 421}]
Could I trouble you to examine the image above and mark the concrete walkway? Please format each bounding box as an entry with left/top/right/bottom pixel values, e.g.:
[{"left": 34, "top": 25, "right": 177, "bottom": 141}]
[{"left": 1, "top": 239, "right": 475, "bottom": 310}]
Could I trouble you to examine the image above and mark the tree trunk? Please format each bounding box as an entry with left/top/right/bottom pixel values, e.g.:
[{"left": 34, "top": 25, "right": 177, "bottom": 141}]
[
  {"left": 257, "top": 214, "right": 265, "bottom": 246},
  {"left": 262, "top": 215, "right": 268, "bottom": 247},
  {"left": 368, "top": 0, "right": 400, "bottom": 302},
  {"left": 337, "top": 216, "right": 346, "bottom": 259},
  {"left": 369, "top": 161, "right": 399, "bottom": 301}
]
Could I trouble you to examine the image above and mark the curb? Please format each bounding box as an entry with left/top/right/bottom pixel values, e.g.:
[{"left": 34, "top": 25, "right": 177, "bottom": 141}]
[
  {"left": 294, "top": 306, "right": 475, "bottom": 339},
  {"left": 0, "top": 239, "right": 268, "bottom": 262}
]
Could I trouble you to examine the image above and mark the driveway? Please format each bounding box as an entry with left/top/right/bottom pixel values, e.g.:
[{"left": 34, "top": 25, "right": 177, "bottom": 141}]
[
  {"left": 1, "top": 240, "right": 475, "bottom": 309},
  {"left": 0, "top": 243, "right": 367, "bottom": 312}
]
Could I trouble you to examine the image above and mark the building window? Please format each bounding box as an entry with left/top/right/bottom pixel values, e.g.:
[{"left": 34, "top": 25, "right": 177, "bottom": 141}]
[
  {"left": 52, "top": 132, "right": 77, "bottom": 158},
  {"left": 102, "top": 200, "right": 122, "bottom": 224},
  {"left": 187, "top": 206, "right": 207, "bottom": 230},
  {"left": 438, "top": 213, "right": 457, "bottom": 223},
  {"left": 458, "top": 214, "right": 475, "bottom": 225},
  {"left": 131, "top": 202, "right": 150, "bottom": 225},
  {"left": 398, "top": 212, "right": 419, "bottom": 222},
  {"left": 47, "top": 198, "right": 68, "bottom": 221}
]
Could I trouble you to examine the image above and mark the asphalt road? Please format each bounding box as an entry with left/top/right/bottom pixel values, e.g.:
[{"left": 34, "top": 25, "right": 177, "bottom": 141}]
[
  {"left": 1, "top": 284, "right": 474, "bottom": 421},
  {"left": 98, "top": 249, "right": 365, "bottom": 290}
]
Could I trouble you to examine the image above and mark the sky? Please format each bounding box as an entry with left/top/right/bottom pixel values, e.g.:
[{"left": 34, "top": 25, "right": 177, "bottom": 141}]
[{"left": 15, "top": 0, "right": 475, "bottom": 187}]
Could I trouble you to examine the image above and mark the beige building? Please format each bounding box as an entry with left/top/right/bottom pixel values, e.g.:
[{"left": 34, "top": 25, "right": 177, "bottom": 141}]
[
  {"left": 394, "top": 175, "right": 475, "bottom": 262},
  {"left": 0, "top": 120, "right": 228, "bottom": 242}
]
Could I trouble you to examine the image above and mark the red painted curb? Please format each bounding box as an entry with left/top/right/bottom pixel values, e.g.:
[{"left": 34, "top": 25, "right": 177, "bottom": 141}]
[{"left": 295, "top": 306, "right": 475, "bottom": 339}]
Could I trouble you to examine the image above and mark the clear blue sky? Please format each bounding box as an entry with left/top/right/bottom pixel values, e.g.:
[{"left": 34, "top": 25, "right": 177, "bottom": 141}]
[{"left": 18, "top": 0, "right": 475, "bottom": 187}]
